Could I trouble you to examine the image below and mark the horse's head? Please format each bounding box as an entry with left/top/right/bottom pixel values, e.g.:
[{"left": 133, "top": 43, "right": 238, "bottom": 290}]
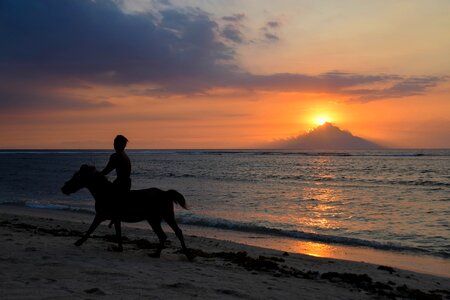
[{"left": 61, "top": 164, "right": 97, "bottom": 195}]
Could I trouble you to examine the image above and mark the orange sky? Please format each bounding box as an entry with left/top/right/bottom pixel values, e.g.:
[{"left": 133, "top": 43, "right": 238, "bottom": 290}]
[{"left": 1, "top": 0, "right": 449, "bottom": 149}]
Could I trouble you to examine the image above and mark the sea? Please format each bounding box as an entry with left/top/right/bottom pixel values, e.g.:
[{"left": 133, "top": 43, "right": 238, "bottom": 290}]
[{"left": 1, "top": 149, "right": 449, "bottom": 263}]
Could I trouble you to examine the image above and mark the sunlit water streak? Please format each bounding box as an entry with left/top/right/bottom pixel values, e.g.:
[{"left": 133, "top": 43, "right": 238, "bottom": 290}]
[{"left": 0, "top": 149, "right": 448, "bottom": 258}]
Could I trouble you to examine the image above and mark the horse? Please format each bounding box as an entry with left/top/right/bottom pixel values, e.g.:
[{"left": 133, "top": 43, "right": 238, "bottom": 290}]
[{"left": 61, "top": 164, "right": 191, "bottom": 260}]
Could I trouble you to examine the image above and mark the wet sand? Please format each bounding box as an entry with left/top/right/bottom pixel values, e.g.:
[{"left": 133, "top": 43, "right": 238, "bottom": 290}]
[{"left": 0, "top": 206, "right": 449, "bottom": 299}]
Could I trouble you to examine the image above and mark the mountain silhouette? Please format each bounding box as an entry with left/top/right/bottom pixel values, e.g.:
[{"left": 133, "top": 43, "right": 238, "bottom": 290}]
[{"left": 268, "top": 123, "right": 382, "bottom": 150}]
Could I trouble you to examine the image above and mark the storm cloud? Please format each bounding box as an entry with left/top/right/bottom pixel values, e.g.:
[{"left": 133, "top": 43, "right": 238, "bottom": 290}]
[
  {"left": 0, "top": 0, "right": 233, "bottom": 84},
  {"left": 0, "top": 0, "right": 445, "bottom": 110}
]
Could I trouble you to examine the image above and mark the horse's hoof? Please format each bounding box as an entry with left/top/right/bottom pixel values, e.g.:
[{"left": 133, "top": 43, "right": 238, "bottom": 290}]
[
  {"left": 185, "top": 251, "right": 194, "bottom": 262},
  {"left": 107, "top": 245, "right": 123, "bottom": 252},
  {"left": 74, "top": 239, "right": 84, "bottom": 246}
]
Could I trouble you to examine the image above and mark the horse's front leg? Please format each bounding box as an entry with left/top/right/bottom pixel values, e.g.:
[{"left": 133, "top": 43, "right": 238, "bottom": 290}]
[
  {"left": 75, "top": 215, "right": 103, "bottom": 246},
  {"left": 112, "top": 221, "right": 123, "bottom": 252},
  {"left": 108, "top": 220, "right": 114, "bottom": 228}
]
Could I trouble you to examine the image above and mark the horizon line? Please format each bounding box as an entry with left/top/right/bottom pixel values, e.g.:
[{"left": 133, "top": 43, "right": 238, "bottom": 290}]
[{"left": 1, "top": 148, "right": 449, "bottom": 151}]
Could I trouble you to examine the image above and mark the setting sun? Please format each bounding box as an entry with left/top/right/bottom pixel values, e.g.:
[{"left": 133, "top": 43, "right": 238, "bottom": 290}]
[{"left": 314, "top": 115, "right": 330, "bottom": 126}]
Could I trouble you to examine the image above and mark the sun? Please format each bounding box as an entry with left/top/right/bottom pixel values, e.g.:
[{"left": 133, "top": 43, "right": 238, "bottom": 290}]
[{"left": 313, "top": 115, "right": 330, "bottom": 126}]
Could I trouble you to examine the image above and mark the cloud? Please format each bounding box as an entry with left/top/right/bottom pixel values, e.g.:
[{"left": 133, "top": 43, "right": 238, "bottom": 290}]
[
  {"left": 263, "top": 32, "right": 279, "bottom": 42},
  {"left": 0, "top": 0, "right": 234, "bottom": 84},
  {"left": 260, "top": 20, "right": 282, "bottom": 42},
  {"left": 222, "top": 13, "right": 246, "bottom": 22},
  {"left": 266, "top": 21, "right": 280, "bottom": 28},
  {"left": 0, "top": 0, "right": 445, "bottom": 111},
  {"left": 344, "top": 76, "right": 446, "bottom": 101},
  {"left": 0, "top": 90, "right": 113, "bottom": 112},
  {"left": 222, "top": 25, "right": 244, "bottom": 43},
  {"left": 221, "top": 13, "right": 246, "bottom": 44},
  {"left": 224, "top": 71, "right": 395, "bottom": 93}
]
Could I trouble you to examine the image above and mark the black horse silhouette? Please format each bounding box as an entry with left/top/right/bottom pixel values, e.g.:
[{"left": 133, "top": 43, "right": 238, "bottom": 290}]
[{"left": 61, "top": 164, "right": 191, "bottom": 260}]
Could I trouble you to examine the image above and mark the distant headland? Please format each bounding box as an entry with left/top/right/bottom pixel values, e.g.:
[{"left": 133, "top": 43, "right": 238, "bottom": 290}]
[{"left": 267, "top": 122, "right": 383, "bottom": 150}]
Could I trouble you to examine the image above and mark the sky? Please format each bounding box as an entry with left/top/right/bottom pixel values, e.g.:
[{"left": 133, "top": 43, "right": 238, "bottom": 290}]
[{"left": 1, "top": 0, "right": 449, "bottom": 149}]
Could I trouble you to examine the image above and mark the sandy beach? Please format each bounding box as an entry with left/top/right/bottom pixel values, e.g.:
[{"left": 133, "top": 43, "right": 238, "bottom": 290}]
[{"left": 0, "top": 206, "right": 449, "bottom": 300}]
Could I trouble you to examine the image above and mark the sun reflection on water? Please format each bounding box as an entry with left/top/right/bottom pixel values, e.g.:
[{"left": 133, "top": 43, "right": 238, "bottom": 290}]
[
  {"left": 284, "top": 240, "right": 336, "bottom": 258},
  {"left": 300, "top": 186, "right": 345, "bottom": 231}
]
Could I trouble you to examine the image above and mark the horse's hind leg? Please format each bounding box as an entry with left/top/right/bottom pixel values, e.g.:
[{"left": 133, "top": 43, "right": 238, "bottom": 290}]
[
  {"left": 147, "top": 219, "right": 167, "bottom": 258},
  {"left": 164, "top": 215, "right": 192, "bottom": 261},
  {"left": 113, "top": 221, "right": 123, "bottom": 252},
  {"left": 75, "top": 215, "right": 102, "bottom": 246}
]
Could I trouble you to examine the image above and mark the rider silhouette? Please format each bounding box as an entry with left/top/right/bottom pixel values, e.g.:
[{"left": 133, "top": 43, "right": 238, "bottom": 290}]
[{"left": 101, "top": 135, "right": 131, "bottom": 195}]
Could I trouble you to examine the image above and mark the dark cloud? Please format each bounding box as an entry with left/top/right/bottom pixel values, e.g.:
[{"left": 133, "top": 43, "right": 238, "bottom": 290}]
[
  {"left": 266, "top": 21, "right": 280, "bottom": 28},
  {"left": 346, "top": 76, "right": 445, "bottom": 101},
  {"left": 264, "top": 32, "right": 279, "bottom": 41},
  {"left": 222, "top": 13, "right": 245, "bottom": 22},
  {"left": 0, "top": 0, "right": 445, "bottom": 111},
  {"left": 222, "top": 25, "right": 244, "bottom": 43},
  {"left": 260, "top": 19, "right": 281, "bottom": 42},
  {"left": 221, "top": 13, "right": 246, "bottom": 44},
  {"left": 224, "top": 72, "right": 397, "bottom": 93},
  {"left": 0, "top": 0, "right": 234, "bottom": 85}
]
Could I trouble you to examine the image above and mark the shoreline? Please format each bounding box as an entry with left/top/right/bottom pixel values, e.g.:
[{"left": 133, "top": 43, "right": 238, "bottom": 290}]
[
  {"left": 1, "top": 206, "right": 449, "bottom": 299},
  {"left": 182, "top": 224, "right": 450, "bottom": 279},
  {"left": 2, "top": 204, "right": 449, "bottom": 278}
]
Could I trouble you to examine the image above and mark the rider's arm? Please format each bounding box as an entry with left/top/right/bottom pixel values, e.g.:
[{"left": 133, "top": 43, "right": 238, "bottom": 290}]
[{"left": 100, "top": 154, "right": 116, "bottom": 175}]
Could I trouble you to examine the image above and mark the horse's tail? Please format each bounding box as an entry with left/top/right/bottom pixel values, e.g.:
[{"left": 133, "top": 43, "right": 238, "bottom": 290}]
[{"left": 167, "top": 189, "right": 188, "bottom": 210}]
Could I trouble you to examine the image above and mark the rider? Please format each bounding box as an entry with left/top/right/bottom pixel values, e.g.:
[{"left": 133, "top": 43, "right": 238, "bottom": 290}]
[{"left": 101, "top": 135, "right": 131, "bottom": 195}]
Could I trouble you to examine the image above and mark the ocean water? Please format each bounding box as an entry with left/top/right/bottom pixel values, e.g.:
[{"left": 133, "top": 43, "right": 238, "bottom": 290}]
[{"left": 0, "top": 149, "right": 449, "bottom": 259}]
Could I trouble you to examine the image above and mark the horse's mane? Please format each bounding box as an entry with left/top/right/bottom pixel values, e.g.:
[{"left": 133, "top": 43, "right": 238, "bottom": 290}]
[
  {"left": 94, "top": 169, "right": 112, "bottom": 185},
  {"left": 81, "top": 164, "right": 111, "bottom": 185}
]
